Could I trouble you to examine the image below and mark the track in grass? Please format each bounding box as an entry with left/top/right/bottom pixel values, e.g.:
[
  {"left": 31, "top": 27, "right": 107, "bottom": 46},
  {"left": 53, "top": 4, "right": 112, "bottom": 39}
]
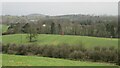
[{"left": 2, "top": 54, "right": 116, "bottom": 66}]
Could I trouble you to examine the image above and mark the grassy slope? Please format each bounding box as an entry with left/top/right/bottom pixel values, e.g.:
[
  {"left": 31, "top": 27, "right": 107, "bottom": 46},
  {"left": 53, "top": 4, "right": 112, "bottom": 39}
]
[
  {"left": 0, "top": 24, "right": 8, "bottom": 42},
  {"left": 2, "top": 34, "right": 118, "bottom": 48},
  {"left": 0, "top": 54, "right": 1, "bottom": 67},
  {"left": 2, "top": 54, "right": 116, "bottom": 66},
  {"left": 1, "top": 25, "right": 8, "bottom": 33}
]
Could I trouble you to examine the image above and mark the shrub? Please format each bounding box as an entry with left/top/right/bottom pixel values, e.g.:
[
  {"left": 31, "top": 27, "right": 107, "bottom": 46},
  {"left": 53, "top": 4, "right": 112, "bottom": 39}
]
[
  {"left": 2, "top": 44, "right": 9, "bottom": 53},
  {"left": 108, "top": 46, "right": 115, "bottom": 51},
  {"left": 90, "top": 51, "right": 101, "bottom": 62},
  {"left": 101, "top": 47, "right": 107, "bottom": 51},
  {"left": 35, "top": 45, "right": 44, "bottom": 56},
  {"left": 51, "top": 46, "right": 60, "bottom": 58},
  {"left": 94, "top": 46, "right": 101, "bottom": 51},
  {"left": 0, "top": 45, "right": 2, "bottom": 53},
  {"left": 7, "top": 44, "right": 18, "bottom": 54},
  {"left": 75, "top": 45, "right": 86, "bottom": 52},
  {"left": 69, "top": 51, "right": 85, "bottom": 60},
  {"left": 2, "top": 32, "right": 15, "bottom": 35},
  {"left": 42, "top": 45, "right": 55, "bottom": 57},
  {"left": 16, "top": 45, "right": 27, "bottom": 55},
  {"left": 25, "top": 44, "right": 39, "bottom": 55},
  {"left": 117, "top": 50, "right": 120, "bottom": 65},
  {"left": 57, "top": 45, "right": 71, "bottom": 58}
]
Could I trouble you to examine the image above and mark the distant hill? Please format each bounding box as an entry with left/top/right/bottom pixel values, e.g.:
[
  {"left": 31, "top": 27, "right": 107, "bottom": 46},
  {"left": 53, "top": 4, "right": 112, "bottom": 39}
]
[
  {"left": 27, "top": 13, "right": 48, "bottom": 17},
  {"left": 1, "top": 14, "right": 117, "bottom": 24},
  {"left": 26, "top": 13, "right": 50, "bottom": 20}
]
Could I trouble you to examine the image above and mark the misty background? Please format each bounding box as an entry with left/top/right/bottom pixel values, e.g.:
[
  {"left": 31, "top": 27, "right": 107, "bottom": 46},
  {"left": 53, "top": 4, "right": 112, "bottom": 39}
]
[{"left": 2, "top": 2, "right": 118, "bottom": 16}]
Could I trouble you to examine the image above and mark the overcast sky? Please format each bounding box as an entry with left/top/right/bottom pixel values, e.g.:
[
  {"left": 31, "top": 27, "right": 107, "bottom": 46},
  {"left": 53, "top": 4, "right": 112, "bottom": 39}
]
[{"left": 2, "top": 2, "right": 118, "bottom": 16}]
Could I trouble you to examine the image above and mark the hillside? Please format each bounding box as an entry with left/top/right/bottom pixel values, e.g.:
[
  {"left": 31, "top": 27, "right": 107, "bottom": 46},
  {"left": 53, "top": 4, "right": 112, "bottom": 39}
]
[
  {"left": 2, "top": 34, "right": 118, "bottom": 49},
  {"left": 2, "top": 54, "right": 116, "bottom": 66},
  {"left": 2, "top": 25, "right": 8, "bottom": 33},
  {"left": 2, "top": 14, "right": 117, "bottom": 24}
]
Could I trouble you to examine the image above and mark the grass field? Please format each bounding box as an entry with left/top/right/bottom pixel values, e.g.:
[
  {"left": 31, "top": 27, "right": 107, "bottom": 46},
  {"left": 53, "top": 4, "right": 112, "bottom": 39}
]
[
  {"left": 0, "top": 54, "right": 1, "bottom": 67},
  {"left": 2, "top": 34, "right": 118, "bottom": 48},
  {"left": 1, "top": 25, "right": 8, "bottom": 33},
  {"left": 2, "top": 54, "right": 116, "bottom": 66}
]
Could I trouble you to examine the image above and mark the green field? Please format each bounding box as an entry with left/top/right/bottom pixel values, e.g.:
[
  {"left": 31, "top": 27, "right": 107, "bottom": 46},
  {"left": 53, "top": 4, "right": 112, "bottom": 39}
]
[
  {"left": 1, "top": 25, "right": 8, "bottom": 33},
  {"left": 2, "top": 54, "right": 116, "bottom": 66},
  {"left": 0, "top": 54, "right": 1, "bottom": 67},
  {"left": 2, "top": 34, "right": 118, "bottom": 48}
]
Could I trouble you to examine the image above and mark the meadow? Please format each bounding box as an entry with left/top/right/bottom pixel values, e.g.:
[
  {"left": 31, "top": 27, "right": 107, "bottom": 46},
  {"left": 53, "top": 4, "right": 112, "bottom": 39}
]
[
  {"left": 2, "top": 34, "right": 118, "bottom": 49},
  {"left": 2, "top": 54, "right": 116, "bottom": 66},
  {"left": 1, "top": 25, "right": 8, "bottom": 33}
]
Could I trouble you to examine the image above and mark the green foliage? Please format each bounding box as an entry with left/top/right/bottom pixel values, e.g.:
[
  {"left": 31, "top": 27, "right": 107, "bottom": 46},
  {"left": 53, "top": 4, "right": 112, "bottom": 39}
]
[
  {"left": 51, "top": 22, "right": 56, "bottom": 34},
  {"left": 24, "top": 23, "right": 38, "bottom": 42},
  {"left": 3, "top": 15, "right": 118, "bottom": 38},
  {"left": 69, "top": 51, "right": 85, "bottom": 60}
]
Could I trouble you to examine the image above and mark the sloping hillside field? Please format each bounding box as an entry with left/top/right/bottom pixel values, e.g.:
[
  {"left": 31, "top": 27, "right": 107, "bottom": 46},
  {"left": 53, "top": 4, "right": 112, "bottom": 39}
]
[
  {"left": 2, "top": 34, "right": 118, "bottom": 48},
  {"left": 2, "top": 54, "right": 116, "bottom": 66},
  {"left": 1, "top": 25, "right": 8, "bottom": 33}
]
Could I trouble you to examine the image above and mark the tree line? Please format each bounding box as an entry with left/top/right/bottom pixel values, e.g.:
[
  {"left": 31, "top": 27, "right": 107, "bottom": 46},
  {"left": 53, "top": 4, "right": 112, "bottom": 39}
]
[{"left": 2, "top": 14, "right": 118, "bottom": 38}]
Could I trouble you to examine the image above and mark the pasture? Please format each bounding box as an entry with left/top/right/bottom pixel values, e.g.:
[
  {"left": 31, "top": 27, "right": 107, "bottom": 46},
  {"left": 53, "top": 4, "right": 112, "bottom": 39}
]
[
  {"left": 2, "top": 54, "right": 116, "bottom": 66},
  {"left": 1, "top": 25, "right": 8, "bottom": 33},
  {"left": 2, "top": 34, "right": 118, "bottom": 49}
]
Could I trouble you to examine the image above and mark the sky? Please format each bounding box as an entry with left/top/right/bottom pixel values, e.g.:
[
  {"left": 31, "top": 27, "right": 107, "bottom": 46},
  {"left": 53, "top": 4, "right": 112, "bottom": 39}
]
[{"left": 1, "top": 2, "right": 118, "bottom": 16}]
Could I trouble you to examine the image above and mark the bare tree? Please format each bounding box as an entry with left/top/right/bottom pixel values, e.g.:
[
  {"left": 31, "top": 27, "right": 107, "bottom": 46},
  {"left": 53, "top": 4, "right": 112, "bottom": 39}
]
[{"left": 24, "top": 20, "right": 38, "bottom": 42}]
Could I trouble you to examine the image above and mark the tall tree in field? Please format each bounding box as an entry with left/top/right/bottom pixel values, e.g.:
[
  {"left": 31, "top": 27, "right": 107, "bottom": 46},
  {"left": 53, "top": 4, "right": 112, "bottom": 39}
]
[
  {"left": 72, "top": 21, "right": 77, "bottom": 35},
  {"left": 23, "top": 23, "right": 38, "bottom": 42},
  {"left": 58, "top": 24, "right": 62, "bottom": 34},
  {"left": 51, "top": 22, "right": 55, "bottom": 34}
]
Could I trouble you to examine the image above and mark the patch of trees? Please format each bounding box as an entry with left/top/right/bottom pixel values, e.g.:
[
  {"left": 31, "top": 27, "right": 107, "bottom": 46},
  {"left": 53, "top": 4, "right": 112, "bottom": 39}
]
[{"left": 2, "top": 43, "right": 119, "bottom": 65}]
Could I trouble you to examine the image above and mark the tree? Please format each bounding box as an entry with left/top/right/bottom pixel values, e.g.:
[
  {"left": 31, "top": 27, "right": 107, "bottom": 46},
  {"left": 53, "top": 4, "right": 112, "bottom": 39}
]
[
  {"left": 58, "top": 24, "right": 62, "bottom": 34},
  {"left": 51, "top": 22, "right": 55, "bottom": 34},
  {"left": 23, "top": 23, "right": 38, "bottom": 42}
]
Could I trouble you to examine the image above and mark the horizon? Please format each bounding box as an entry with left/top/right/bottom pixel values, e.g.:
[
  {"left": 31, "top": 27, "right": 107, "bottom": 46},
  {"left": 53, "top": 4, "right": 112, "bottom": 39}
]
[{"left": 0, "top": 13, "right": 118, "bottom": 16}]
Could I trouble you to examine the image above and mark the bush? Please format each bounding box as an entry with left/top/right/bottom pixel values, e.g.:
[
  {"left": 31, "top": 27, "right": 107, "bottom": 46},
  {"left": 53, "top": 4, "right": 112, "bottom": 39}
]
[
  {"left": 94, "top": 46, "right": 101, "bottom": 51},
  {"left": 0, "top": 45, "right": 2, "bottom": 53},
  {"left": 108, "top": 46, "right": 115, "bottom": 51},
  {"left": 2, "top": 32, "right": 15, "bottom": 35},
  {"left": 117, "top": 50, "right": 120, "bottom": 65},
  {"left": 25, "top": 44, "right": 40, "bottom": 55},
  {"left": 15, "top": 45, "right": 27, "bottom": 55},
  {"left": 57, "top": 45, "right": 71, "bottom": 58},
  {"left": 69, "top": 51, "right": 85, "bottom": 60},
  {"left": 35, "top": 45, "right": 44, "bottom": 56},
  {"left": 101, "top": 47, "right": 107, "bottom": 51},
  {"left": 42, "top": 45, "right": 55, "bottom": 57},
  {"left": 51, "top": 46, "right": 60, "bottom": 58},
  {"left": 91, "top": 51, "right": 101, "bottom": 62},
  {"left": 7, "top": 44, "right": 18, "bottom": 54},
  {"left": 2, "top": 43, "right": 9, "bottom": 53}
]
